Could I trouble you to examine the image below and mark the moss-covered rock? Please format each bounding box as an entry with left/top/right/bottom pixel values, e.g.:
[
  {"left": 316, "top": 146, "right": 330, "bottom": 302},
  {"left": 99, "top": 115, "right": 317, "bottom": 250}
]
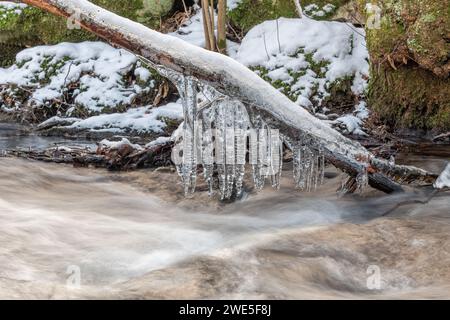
[
  {"left": 368, "top": 65, "right": 449, "bottom": 130},
  {"left": 358, "top": 0, "right": 450, "bottom": 131},
  {"left": 229, "top": 0, "right": 349, "bottom": 33},
  {"left": 0, "top": 0, "right": 175, "bottom": 66}
]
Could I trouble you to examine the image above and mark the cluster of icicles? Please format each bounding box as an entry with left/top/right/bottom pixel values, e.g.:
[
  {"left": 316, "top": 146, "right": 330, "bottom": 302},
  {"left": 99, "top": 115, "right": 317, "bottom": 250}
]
[{"left": 161, "top": 69, "right": 330, "bottom": 200}]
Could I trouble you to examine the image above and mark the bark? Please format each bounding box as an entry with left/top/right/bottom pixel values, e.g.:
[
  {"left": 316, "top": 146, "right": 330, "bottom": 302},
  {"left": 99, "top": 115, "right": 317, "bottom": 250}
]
[
  {"left": 217, "top": 0, "right": 227, "bottom": 53},
  {"left": 20, "top": 0, "right": 438, "bottom": 192},
  {"left": 201, "top": 0, "right": 216, "bottom": 51}
]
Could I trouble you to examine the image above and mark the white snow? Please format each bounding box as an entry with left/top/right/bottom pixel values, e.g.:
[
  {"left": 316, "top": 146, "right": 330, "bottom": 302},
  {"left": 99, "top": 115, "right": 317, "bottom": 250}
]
[
  {"left": 323, "top": 4, "right": 336, "bottom": 13},
  {"left": 0, "top": 42, "right": 154, "bottom": 113},
  {"left": 434, "top": 163, "right": 450, "bottom": 189},
  {"left": 0, "top": 1, "right": 27, "bottom": 10},
  {"left": 304, "top": 3, "right": 336, "bottom": 17},
  {"left": 99, "top": 137, "right": 143, "bottom": 151},
  {"left": 333, "top": 101, "right": 369, "bottom": 135},
  {"left": 354, "top": 101, "right": 369, "bottom": 119},
  {"left": 235, "top": 17, "right": 369, "bottom": 108},
  {"left": 0, "top": 1, "right": 27, "bottom": 19},
  {"left": 227, "top": 0, "right": 242, "bottom": 11},
  {"left": 66, "top": 101, "right": 183, "bottom": 134},
  {"left": 145, "top": 136, "right": 171, "bottom": 148},
  {"left": 1, "top": 0, "right": 373, "bottom": 163},
  {"left": 334, "top": 115, "right": 365, "bottom": 135}
]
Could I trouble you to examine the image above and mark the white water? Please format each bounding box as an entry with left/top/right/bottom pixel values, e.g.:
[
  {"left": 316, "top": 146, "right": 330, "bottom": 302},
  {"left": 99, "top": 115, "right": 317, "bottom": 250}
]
[{"left": 1, "top": 152, "right": 449, "bottom": 299}]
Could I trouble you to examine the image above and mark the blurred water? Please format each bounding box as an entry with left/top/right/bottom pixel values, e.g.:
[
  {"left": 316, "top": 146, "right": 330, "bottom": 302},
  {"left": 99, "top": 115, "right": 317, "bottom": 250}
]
[
  {"left": 0, "top": 129, "right": 449, "bottom": 299},
  {"left": 0, "top": 123, "right": 96, "bottom": 151}
]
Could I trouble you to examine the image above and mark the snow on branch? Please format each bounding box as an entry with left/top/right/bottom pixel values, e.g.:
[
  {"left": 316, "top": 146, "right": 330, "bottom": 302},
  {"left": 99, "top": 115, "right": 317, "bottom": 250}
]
[{"left": 20, "top": 0, "right": 438, "bottom": 192}]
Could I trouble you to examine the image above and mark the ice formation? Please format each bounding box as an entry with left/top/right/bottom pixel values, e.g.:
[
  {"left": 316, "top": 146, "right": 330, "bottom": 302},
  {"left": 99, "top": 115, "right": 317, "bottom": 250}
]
[{"left": 156, "top": 63, "right": 333, "bottom": 199}]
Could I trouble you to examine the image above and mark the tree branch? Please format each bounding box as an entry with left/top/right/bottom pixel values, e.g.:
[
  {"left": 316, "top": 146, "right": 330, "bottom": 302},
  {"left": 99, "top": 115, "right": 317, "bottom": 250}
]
[{"left": 20, "top": 0, "right": 437, "bottom": 192}]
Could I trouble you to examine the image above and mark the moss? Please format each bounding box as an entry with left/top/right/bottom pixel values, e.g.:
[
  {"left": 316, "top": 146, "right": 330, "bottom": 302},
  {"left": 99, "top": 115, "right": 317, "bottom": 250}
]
[
  {"left": 368, "top": 65, "right": 450, "bottom": 130},
  {"left": 0, "top": 0, "right": 176, "bottom": 66},
  {"left": 304, "top": 52, "right": 329, "bottom": 77},
  {"left": 229, "top": 0, "right": 349, "bottom": 33},
  {"left": 250, "top": 49, "right": 358, "bottom": 111},
  {"left": 358, "top": 0, "right": 450, "bottom": 131}
]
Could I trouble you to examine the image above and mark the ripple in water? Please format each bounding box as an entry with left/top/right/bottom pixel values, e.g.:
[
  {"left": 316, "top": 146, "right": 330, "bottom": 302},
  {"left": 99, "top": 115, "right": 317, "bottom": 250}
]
[{"left": 0, "top": 156, "right": 449, "bottom": 299}]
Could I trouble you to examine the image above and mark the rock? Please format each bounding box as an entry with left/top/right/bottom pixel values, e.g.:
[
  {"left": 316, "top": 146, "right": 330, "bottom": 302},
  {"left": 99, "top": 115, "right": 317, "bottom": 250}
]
[{"left": 357, "top": 0, "right": 450, "bottom": 132}]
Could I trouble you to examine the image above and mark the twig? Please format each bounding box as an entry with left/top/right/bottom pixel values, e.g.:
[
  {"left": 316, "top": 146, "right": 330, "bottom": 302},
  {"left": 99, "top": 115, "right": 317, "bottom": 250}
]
[
  {"left": 263, "top": 32, "right": 270, "bottom": 61},
  {"left": 276, "top": 19, "right": 281, "bottom": 53},
  {"left": 181, "top": 0, "right": 188, "bottom": 16}
]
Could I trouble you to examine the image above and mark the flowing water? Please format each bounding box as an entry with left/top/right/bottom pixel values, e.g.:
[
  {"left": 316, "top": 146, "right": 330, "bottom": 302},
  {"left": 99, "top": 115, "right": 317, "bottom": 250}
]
[{"left": 0, "top": 123, "right": 449, "bottom": 299}]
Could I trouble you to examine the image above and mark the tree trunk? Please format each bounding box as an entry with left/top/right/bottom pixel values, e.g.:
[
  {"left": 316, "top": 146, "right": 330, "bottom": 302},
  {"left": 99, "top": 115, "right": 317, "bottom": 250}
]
[
  {"left": 217, "top": 0, "right": 227, "bottom": 54},
  {"left": 20, "top": 0, "right": 438, "bottom": 192},
  {"left": 201, "top": 0, "right": 216, "bottom": 51}
]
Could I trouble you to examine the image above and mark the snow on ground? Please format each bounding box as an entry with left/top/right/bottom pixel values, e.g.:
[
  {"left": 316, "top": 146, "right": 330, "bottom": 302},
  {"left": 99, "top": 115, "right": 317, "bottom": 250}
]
[
  {"left": 99, "top": 137, "right": 143, "bottom": 151},
  {"left": 1, "top": 4, "right": 370, "bottom": 138},
  {"left": 227, "top": 0, "right": 243, "bottom": 11},
  {"left": 145, "top": 136, "right": 172, "bottom": 148},
  {"left": 65, "top": 101, "right": 183, "bottom": 134},
  {"left": 332, "top": 101, "right": 369, "bottom": 135},
  {"left": 304, "top": 3, "right": 337, "bottom": 18},
  {"left": 0, "top": 1, "right": 27, "bottom": 11},
  {"left": 235, "top": 17, "right": 368, "bottom": 109},
  {"left": 0, "top": 42, "right": 154, "bottom": 113},
  {"left": 0, "top": 1, "right": 27, "bottom": 20}
]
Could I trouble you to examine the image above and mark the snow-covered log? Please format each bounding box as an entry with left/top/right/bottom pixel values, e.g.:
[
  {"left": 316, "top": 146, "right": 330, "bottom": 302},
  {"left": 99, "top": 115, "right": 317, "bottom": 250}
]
[{"left": 21, "top": 0, "right": 437, "bottom": 193}]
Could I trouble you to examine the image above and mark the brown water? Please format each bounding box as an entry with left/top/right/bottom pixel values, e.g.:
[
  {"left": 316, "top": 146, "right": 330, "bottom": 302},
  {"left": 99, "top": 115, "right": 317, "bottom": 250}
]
[{"left": 0, "top": 130, "right": 449, "bottom": 299}]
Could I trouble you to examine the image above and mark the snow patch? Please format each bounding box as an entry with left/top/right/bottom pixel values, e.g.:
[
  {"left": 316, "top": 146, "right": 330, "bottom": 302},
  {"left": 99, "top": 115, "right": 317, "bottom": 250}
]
[
  {"left": 0, "top": 1, "right": 27, "bottom": 19},
  {"left": 145, "top": 136, "right": 172, "bottom": 148},
  {"left": 99, "top": 138, "right": 143, "bottom": 151},
  {"left": 304, "top": 3, "right": 336, "bottom": 18},
  {"left": 67, "top": 101, "right": 183, "bottom": 134},
  {"left": 0, "top": 1, "right": 27, "bottom": 11},
  {"left": 227, "top": 0, "right": 242, "bottom": 11},
  {"left": 0, "top": 42, "right": 155, "bottom": 113},
  {"left": 333, "top": 101, "right": 369, "bottom": 135},
  {"left": 235, "top": 17, "right": 369, "bottom": 108}
]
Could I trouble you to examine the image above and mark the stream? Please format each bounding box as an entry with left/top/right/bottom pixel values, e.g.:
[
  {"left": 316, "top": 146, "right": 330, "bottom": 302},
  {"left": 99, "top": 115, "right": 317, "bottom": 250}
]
[{"left": 0, "top": 123, "right": 449, "bottom": 299}]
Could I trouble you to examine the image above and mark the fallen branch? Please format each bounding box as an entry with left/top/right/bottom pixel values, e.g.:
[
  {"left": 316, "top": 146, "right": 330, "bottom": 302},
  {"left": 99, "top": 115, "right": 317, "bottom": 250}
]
[
  {"left": 4, "top": 139, "right": 173, "bottom": 170},
  {"left": 20, "top": 0, "right": 438, "bottom": 193}
]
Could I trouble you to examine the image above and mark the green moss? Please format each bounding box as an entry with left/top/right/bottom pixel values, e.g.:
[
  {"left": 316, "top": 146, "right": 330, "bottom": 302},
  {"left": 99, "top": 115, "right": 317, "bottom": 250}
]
[
  {"left": 249, "top": 48, "right": 358, "bottom": 111},
  {"left": 358, "top": 0, "right": 450, "bottom": 131},
  {"left": 229, "top": 0, "right": 349, "bottom": 33},
  {"left": 304, "top": 52, "right": 329, "bottom": 77},
  {"left": 368, "top": 66, "right": 450, "bottom": 130},
  {"left": 0, "top": 0, "right": 176, "bottom": 66}
]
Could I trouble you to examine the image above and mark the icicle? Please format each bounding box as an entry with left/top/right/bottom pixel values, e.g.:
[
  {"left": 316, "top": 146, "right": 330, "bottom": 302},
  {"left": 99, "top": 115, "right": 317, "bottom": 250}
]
[
  {"left": 174, "top": 75, "right": 199, "bottom": 197},
  {"left": 203, "top": 97, "right": 250, "bottom": 200},
  {"left": 290, "top": 136, "right": 325, "bottom": 192},
  {"left": 317, "top": 146, "right": 325, "bottom": 187},
  {"left": 201, "top": 107, "right": 215, "bottom": 196},
  {"left": 337, "top": 174, "right": 353, "bottom": 197},
  {"left": 269, "top": 128, "right": 282, "bottom": 189},
  {"left": 356, "top": 165, "right": 369, "bottom": 194},
  {"left": 234, "top": 103, "right": 249, "bottom": 198}
]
